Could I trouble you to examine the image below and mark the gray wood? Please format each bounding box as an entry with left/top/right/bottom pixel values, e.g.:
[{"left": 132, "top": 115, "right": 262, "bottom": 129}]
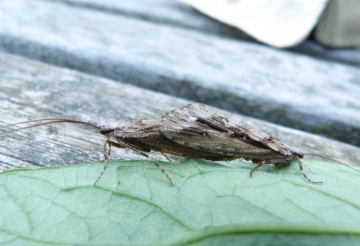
[
  {"left": 1, "top": 53, "right": 359, "bottom": 172},
  {"left": 47, "top": 0, "right": 360, "bottom": 66},
  {"left": 0, "top": 0, "right": 359, "bottom": 146},
  {"left": 292, "top": 41, "right": 360, "bottom": 67},
  {"left": 48, "top": 0, "right": 254, "bottom": 40}
]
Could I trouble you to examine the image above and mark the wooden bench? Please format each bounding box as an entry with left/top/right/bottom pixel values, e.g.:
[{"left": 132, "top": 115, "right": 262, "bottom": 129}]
[
  {"left": 0, "top": 0, "right": 359, "bottom": 146},
  {"left": 0, "top": 52, "right": 359, "bottom": 170}
]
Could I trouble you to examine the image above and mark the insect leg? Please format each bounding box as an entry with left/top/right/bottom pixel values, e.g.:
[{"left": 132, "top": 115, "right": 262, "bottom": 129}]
[
  {"left": 160, "top": 151, "right": 172, "bottom": 162},
  {"left": 295, "top": 156, "right": 323, "bottom": 185},
  {"left": 95, "top": 139, "right": 173, "bottom": 186},
  {"left": 250, "top": 161, "right": 264, "bottom": 177},
  {"left": 105, "top": 139, "right": 111, "bottom": 160},
  {"left": 93, "top": 139, "right": 128, "bottom": 186},
  {"left": 137, "top": 151, "right": 173, "bottom": 185}
]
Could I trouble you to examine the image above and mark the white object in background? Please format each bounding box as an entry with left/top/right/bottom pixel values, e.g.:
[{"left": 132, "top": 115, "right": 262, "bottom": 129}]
[
  {"left": 315, "top": 0, "right": 360, "bottom": 48},
  {"left": 180, "top": 0, "right": 329, "bottom": 48}
]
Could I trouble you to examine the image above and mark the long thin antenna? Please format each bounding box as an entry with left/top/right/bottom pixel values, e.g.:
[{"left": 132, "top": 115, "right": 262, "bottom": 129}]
[
  {"left": 303, "top": 152, "right": 359, "bottom": 172},
  {"left": 0, "top": 118, "right": 68, "bottom": 128},
  {"left": 0, "top": 118, "right": 99, "bottom": 136}
]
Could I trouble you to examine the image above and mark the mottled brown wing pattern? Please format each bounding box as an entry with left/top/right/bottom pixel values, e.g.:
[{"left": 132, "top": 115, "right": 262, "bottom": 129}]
[
  {"left": 193, "top": 104, "right": 293, "bottom": 155},
  {"left": 161, "top": 104, "right": 276, "bottom": 157},
  {"left": 227, "top": 121, "right": 293, "bottom": 156},
  {"left": 161, "top": 104, "right": 293, "bottom": 156},
  {"left": 162, "top": 128, "right": 274, "bottom": 156},
  {"left": 114, "top": 119, "right": 162, "bottom": 138}
]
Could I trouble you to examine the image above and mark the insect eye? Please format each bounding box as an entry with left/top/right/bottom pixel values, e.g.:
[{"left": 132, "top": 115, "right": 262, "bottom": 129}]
[
  {"left": 295, "top": 153, "right": 304, "bottom": 158},
  {"left": 97, "top": 124, "right": 112, "bottom": 134}
]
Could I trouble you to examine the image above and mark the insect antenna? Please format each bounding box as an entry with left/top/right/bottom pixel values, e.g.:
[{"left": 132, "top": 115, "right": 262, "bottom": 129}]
[
  {"left": 303, "top": 152, "right": 359, "bottom": 172},
  {"left": 0, "top": 118, "right": 99, "bottom": 136}
]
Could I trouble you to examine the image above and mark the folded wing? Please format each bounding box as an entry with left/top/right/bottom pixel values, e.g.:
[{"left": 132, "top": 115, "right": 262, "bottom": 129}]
[{"left": 161, "top": 104, "right": 293, "bottom": 157}]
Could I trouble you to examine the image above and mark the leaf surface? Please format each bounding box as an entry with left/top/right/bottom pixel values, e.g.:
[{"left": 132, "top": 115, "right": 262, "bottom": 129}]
[{"left": 1, "top": 159, "right": 360, "bottom": 245}]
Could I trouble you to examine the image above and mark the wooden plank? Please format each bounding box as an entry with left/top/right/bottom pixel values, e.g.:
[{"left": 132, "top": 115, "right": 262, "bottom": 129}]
[
  {"left": 48, "top": 0, "right": 360, "bottom": 66},
  {"left": 292, "top": 41, "right": 360, "bottom": 67},
  {"left": 1, "top": 53, "right": 359, "bottom": 172},
  {"left": 49, "top": 0, "right": 253, "bottom": 40},
  {"left": 0, "top": 0, "right": 359, "bottom": 146}
]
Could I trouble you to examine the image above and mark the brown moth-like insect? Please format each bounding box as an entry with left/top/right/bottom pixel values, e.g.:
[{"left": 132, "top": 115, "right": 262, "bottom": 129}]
[{"left": 0, "top": 103, "right": 344, "bottom": 185}]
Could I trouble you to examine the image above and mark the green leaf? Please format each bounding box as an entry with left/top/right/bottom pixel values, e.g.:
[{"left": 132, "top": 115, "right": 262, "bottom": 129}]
[{"left": 1, "top": 159, "right": 360, "bottom": 245}]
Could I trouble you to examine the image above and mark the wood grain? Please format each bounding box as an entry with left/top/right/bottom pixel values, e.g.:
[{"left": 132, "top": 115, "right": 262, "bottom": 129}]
[
  {"left": 0, "top": 0, "right": 359, "bottom": 145},
  {"left": 1, "top": 53, "right": 359, "bottom": 171}
]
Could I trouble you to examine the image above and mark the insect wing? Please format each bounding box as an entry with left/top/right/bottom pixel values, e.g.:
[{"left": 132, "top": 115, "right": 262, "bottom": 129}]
[
  {"left": 161, "top": 104, "right": 273, "bottom": 156},
  {"left": 161, "top": 104, "right": 293, "bottom": 156},
  {"left": 113, "top": 119, "right": 162, "bottom": 138},
  {"left": 191, "top": 104, "right": 293, "bottom": 155}
]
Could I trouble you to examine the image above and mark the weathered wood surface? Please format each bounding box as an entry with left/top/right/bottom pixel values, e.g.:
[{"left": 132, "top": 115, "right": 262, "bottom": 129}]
[
  {"left": 0, "top": 0, "right": 359, "bottom": 146},
  {"left": 48, "top": 0, "right": 360, "bottom": 66},
  {"left": 292, "top": 41, "right": 360, "bottom": 67},
  {"left": 0, "top": 53, "right": 359, "bottom": 172},
  {"left": 49, "top": 0, "right": 253, "bottom": 40}
]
